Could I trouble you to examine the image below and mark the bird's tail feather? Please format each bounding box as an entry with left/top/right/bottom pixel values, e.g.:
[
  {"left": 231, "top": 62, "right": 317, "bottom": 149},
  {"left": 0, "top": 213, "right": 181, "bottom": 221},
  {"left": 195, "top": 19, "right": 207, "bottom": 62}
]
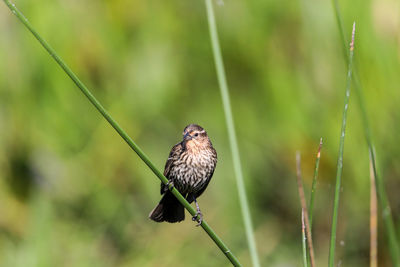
[{"left": 149, "top": 191, "right": 185, "bottom": 223}]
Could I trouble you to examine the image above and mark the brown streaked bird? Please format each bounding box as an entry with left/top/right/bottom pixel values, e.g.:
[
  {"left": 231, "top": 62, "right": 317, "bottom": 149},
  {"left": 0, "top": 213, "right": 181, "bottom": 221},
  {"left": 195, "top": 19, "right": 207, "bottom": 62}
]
[{"left": 149, "top": 124, "right": 217, "bottom": 224}]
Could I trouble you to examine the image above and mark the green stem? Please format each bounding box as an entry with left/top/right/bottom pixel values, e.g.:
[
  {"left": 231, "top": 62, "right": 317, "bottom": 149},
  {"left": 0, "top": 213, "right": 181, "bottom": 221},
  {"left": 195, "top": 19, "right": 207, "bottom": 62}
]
[
  {"left": 328, "top": 22, "right": 356, "bottom": 267},
  {"left": 204, "top": 0, "right": 260, "bottom": 266},
  {"left": 331, "top": 1, "right": 400, "bottom": 265},
  {"left": 309, "top": 138, "right": 322, "bottom": 230},
  {"left": 301, "top": 209, "right": 308, "bottom": 267},
  {"left": 2, "top": 1, "right": 242, "bottom": 266},
  {"left": 296, "top": 152, "right": 316, "bottom": 267},
  {"left": 307, "top": 138, "right": 322, "bottom": 267}
]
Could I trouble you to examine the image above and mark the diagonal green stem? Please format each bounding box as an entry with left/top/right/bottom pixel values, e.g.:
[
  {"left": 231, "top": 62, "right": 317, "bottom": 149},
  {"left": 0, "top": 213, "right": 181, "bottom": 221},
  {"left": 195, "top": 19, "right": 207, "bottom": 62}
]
[
  {"left": 331, "top": 1, "right": 400, "bottom": 265},
  {"left": 328, "top": 22, "right": 356, "bottom": 267},
  {"left": 204, "top": 0, "right": 260, "bottom": 266},
  {"left": 2, "top": 1, "right": 242, "bottom": 266}
]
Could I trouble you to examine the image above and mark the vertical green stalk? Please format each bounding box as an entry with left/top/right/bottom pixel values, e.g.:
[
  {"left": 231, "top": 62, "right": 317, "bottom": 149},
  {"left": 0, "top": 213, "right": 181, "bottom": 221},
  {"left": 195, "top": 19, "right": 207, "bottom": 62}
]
[
  {"left": 370, "top": 157, "right": 378, "bottom": 267},
  {"left": 331, "top": 0, "right": 348, "bottom": 61},
  {"left": 328, "top": 22, "right": 356, "bottom": 267},
  {"left": 309, "top": 138, "right": 322, "bottom": 230},
  {"left": 2, "top": 1, "right": 242, "bottom": 266},
  {"left": 204, "top": 0, "right": 260, "bottom": 266},
  {"left": 296, "top": 152, "right": 316, "bottom": 267},
  {"left": 307, "top": 139, "right": 322, "bottom": 267},
  {"left": 301, "top": 209, "right": 308, "bottom": 267},
  {"left": 364, "top": 90, "right": 399, "bottom": 267},
  {"left": 331, "top": 1, "right": 400, "bottom": 265}
]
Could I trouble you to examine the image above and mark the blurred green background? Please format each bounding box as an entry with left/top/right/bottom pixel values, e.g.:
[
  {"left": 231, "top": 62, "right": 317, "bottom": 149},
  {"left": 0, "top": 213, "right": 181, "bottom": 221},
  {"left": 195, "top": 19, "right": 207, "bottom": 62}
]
[{"left": 1, "top": 0, "right": 400, "bottom": 266}]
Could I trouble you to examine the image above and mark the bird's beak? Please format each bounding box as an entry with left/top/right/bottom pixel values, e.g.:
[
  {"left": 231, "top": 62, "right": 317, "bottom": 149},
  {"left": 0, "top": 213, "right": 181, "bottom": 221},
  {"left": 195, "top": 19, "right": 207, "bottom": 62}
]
[
  {"left": 183, "top": 132, "right": 192, "bottom": 140},
  {"left": 182, "top": 132, "right": 192, "bottom": 149}
]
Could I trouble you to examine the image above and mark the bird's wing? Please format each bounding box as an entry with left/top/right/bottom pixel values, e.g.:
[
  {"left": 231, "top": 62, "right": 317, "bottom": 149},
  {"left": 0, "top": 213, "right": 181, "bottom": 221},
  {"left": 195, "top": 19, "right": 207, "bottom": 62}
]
[{"left": 160, "top": 142, "right": 182, "bottom": 194}]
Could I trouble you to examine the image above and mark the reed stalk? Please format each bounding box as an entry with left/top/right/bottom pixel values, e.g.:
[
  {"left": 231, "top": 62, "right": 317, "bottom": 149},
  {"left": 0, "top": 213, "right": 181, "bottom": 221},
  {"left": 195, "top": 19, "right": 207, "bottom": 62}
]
[
  {"left": 301, "top": 209, "right": 308, "bottom": 267},
  {"left": 309, "top": 138, "right": 322, "bottom": 230},
  {"left": 331, "top": 1, "right": 399, "bottom": 265},
  {"left": 328, "top": 22, "right": 356, "bottom": 267},
  {"left": 296, "top": 152, "right": 316, "bottom": 267},
  {"left": 204, "top": 0, "right": 260, "bottom": 266},
  {"left": 370, "top": 157, "right": 378, "bottom": 267}
]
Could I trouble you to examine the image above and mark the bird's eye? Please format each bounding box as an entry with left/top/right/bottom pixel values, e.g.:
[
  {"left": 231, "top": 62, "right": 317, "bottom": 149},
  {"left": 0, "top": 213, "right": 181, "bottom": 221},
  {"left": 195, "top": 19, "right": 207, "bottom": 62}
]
[{"left": 194, "top": 133, "right": 199, "bottom": 137}]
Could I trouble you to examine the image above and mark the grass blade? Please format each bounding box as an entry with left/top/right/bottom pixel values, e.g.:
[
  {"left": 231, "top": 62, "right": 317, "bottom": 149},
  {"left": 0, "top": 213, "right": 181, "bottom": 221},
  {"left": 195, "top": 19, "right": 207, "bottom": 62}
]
[
  {"left": 301, "top": 209, "right": 308, "bottom": 267},
  {"left": 204, "top": 0, "right": 260, "bottom": 266},
  {"left": 366, "top": 110, "right": 399, "bottom": 267},
  {"left": 2, "top": 1, "right": 242, "bottom": 266},
  {"left": 331, "top": 1, "right": 400, "bottom": 265},
  {"left": 328, "top": 22, "right": 356, "bottom": 267},
  {"left": 296, "top": 152, "right": 316, "bottom": 267},
  {"left": 370, "top": 157, "right": 378, "bottom": 267},
  {"left": 309, "top": 138, "right": 323, "bottom": 230}
]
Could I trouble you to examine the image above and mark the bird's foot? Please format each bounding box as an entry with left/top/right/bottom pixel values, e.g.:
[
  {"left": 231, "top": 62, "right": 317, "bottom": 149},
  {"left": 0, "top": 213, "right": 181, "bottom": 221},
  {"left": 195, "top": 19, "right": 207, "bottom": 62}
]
[
  {"left": 165, "top": 180, "right": 174, "bottom": 191},
  {"left": 192, "top": 211, "right": 203, "bottom": 226}
]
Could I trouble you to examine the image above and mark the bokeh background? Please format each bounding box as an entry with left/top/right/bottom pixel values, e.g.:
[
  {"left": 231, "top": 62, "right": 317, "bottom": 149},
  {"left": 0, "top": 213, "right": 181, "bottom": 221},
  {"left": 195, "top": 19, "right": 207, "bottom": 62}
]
[{"left": 1, "top": 0, "right": 400, "bottom": 266}]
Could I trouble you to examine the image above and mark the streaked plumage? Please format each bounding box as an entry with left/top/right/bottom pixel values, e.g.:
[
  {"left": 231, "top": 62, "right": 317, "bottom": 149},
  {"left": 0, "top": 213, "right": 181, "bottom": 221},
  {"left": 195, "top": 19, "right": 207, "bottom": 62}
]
[{"left": 149, "top": 124, "right": 217, "bottom": 223}]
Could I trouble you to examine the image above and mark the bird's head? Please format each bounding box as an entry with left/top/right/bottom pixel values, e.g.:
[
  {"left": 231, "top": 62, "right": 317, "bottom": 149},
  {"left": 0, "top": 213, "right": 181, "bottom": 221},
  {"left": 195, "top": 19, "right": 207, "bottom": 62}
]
[{"left": 182, "top": 124, "right": 210, "bottom": 151}]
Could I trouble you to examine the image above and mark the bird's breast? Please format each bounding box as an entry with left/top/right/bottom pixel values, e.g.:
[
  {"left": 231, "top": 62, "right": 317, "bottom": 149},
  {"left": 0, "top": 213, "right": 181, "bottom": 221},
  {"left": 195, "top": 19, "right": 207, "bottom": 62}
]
[{"left": 170, "top": 150, "right": 216, "bottom": 193}]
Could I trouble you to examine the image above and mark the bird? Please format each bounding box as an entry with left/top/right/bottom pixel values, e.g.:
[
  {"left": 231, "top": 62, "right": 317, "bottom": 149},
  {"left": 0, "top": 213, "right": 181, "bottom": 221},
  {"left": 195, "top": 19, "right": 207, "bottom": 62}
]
[{"left": 149, "top": 124, "right": 217, "bottom": 225}]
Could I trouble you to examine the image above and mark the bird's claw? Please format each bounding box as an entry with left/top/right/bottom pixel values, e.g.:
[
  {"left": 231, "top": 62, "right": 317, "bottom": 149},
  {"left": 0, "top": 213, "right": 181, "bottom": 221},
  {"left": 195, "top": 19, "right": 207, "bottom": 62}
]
[
  {"left": 165, "top": 180, "right": 174, "bottom": 191},
  {"left": 192, "top": 211, "right": 203, "bottom": 226}
]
